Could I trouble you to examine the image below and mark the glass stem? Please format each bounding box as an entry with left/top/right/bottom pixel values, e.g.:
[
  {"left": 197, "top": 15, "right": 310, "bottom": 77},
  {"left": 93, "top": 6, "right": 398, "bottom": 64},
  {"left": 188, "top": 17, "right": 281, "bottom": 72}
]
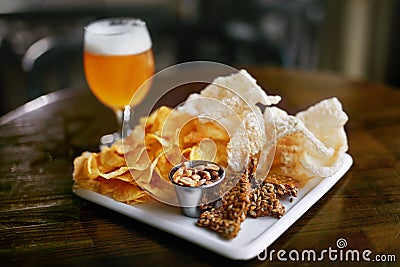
[{"left": 114, "top": 105, "right": 133, "bottom": 140}]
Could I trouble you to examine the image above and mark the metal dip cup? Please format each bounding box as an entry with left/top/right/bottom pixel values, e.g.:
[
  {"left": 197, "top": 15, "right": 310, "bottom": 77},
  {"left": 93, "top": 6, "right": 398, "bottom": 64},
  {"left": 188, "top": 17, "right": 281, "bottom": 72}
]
[{"left": 169, "top": 160, "right": 226, "bottom": 218}]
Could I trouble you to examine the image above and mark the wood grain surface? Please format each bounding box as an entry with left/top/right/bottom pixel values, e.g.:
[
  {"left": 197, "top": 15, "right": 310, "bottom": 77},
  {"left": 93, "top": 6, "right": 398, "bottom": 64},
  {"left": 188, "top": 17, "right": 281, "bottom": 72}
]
[{"left": 1, "top": 68, "right": 399, "bottom": 266}]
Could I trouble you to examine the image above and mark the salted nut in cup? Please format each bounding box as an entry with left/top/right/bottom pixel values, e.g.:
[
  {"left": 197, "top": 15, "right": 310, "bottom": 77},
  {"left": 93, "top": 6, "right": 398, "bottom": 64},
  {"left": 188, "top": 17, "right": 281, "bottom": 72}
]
[
  {"left": 169, "top": 160, "right": 226, "bottom": 218},
  {"left": 171, "top": 161, "right": 224, "bottom": 186}
]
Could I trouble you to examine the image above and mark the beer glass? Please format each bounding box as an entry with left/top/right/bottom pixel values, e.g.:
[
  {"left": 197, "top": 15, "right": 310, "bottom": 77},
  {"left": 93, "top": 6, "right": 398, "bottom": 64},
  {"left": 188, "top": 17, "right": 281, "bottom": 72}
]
[{"left": 83, "top": 18, "right": 154, "bottom": 145}]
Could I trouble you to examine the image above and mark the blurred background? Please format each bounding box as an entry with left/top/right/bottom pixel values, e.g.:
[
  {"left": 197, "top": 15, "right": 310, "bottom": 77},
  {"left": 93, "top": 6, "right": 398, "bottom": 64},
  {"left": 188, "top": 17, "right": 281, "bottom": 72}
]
[{"left": 1, "top": 0, "right": 399, "bottom": 115}]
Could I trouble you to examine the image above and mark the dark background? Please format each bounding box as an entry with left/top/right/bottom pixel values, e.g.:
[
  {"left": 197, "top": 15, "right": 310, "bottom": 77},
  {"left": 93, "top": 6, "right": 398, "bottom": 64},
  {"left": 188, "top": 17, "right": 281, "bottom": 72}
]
[{"left": 1, "top": 0, "right": 399, "bottom": 116}]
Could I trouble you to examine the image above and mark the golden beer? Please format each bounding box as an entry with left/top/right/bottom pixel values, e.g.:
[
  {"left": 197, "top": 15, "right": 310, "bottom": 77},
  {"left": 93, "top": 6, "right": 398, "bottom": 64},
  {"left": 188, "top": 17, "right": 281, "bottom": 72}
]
[
  {"left": 84, "top": 18, "right": 154, "bottom": 112},
  {"left": 84, "top": 49, "right": 154, "bottom": 109}
]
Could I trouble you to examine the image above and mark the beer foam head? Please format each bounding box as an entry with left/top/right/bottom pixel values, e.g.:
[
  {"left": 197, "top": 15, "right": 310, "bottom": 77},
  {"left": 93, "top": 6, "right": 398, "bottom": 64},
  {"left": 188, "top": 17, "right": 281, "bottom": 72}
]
[{"left": 84, "top": 18, "right": 152, "bottom": 56}]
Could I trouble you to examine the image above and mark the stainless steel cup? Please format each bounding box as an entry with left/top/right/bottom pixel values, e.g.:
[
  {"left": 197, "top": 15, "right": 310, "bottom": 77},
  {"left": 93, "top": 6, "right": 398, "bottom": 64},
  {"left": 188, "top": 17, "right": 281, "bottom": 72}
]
[{"left": 169, "top": 160, "right": 226, "bottom": 218}]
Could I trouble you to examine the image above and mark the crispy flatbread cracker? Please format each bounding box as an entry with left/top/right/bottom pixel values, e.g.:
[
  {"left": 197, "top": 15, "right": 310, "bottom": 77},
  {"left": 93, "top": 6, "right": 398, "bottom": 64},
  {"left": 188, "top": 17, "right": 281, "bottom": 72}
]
[{"left": 268, "top": 97, "right": 348, "bottom": 178}]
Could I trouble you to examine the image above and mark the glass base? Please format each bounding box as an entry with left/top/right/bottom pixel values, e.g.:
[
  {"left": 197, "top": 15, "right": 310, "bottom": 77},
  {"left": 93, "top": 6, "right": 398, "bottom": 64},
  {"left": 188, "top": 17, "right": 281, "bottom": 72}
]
[{"left": 99, "top": 132, "right": 121, "bottom": 150}]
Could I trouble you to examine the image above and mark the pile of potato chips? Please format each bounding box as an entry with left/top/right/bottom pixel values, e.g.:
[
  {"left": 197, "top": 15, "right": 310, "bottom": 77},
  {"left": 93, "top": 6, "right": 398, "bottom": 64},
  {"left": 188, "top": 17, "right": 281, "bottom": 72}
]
[
  {"left": 73, "top": 105, "right": 231, "bottom": 204},
  {"left": 72, "top": 146, "right": 149, "bottom": 204},
  {"left": 73, "top": 69, "right": 348, "bottom": 204}
]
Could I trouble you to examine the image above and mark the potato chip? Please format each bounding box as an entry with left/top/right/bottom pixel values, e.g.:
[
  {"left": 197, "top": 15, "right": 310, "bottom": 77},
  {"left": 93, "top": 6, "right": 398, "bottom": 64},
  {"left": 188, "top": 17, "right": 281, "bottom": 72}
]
[
  {"left": 98, "top": 167, "right": 132, "bottom": 179},
  {"left": 177, "top": 117, "right": 229, "bottom": 166},
  {"left": 181, "top": 147, "right": 192, "bottom": 159},
  {"left": 197, "top": 120, "right": 230, "bottom": 141},
  {"left": 124, "top": 145, "right": 146, "bottom": 167},
  {"left": 144, "top": 134, "right": 164, "bottom": 157},
  {"left": 214, "top": 140, "right": 228, "bottom": 166},
  {"left": 133, "top": 150, "right": 162, "bottom": 184},
  {"left": 128, "top": 148, "right": 152, "bottom": 171},
  {"left": 155, "top": 151, "right": 175, "bottom": 181},
  {"left": 98, "top": 146, "right": 126, "bottom": 173},
  {"left": 112, "top": 170, "right": 138, "bottom": 184},
  {"left": 97, "top": 178, "right": 149, "bottom": 204},
  {"left": 189, "top": 138, "right": 217, "bottom": 162},
  {"left": 74, "top": 179, "right": 100, "bottom": 192},
  {"left": 73, "top": 152, "right": 99, "bottom": 180},
  {"left": 143, "top": 106, "right": 173, "bottom": 135},
  {"left": 73, "top": 142, "right": 147, "bottom": 203},
  {"left": 108, "top": 140, "right": 126, "bottom": 155}
]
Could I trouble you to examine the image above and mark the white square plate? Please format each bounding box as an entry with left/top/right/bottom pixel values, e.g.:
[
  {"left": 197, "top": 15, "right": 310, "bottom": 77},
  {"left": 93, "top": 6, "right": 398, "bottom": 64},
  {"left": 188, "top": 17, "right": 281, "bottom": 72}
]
[{"left": 73, "top": 153, "right": 353, "bottom": 260}]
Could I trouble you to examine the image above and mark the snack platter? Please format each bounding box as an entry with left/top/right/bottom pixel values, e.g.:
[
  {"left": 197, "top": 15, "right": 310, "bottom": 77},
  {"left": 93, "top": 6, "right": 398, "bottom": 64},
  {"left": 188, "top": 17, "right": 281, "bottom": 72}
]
[{"left": 73, "top": 153, "right": 352, "bottom": 260}]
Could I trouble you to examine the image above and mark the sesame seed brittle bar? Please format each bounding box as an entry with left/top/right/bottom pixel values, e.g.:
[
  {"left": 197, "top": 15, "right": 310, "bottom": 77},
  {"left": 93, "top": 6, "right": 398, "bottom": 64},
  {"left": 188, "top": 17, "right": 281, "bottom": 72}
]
[
  {"left": 248, "top": 173, "right": 300, "bottom": 219},
  {"left": 197, "top": 172, "right": 252, "bottom": 239},
  {"left": 197, "top": 159, "right": 300, "bottom": 239}
]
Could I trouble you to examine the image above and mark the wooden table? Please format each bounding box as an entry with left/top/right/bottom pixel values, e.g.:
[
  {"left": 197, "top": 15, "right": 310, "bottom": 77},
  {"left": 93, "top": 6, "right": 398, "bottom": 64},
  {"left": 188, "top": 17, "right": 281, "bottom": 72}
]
[{"left": 1, "top": 68, "right": 399, "bottom": 266}]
